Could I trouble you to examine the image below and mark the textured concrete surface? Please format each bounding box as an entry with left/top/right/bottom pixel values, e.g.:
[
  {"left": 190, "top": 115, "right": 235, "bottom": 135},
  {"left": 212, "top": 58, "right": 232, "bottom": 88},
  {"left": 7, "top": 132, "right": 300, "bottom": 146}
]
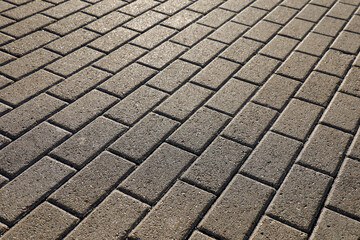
[{"left": 0, "top": 0, "right": 359, "bottom": 239}]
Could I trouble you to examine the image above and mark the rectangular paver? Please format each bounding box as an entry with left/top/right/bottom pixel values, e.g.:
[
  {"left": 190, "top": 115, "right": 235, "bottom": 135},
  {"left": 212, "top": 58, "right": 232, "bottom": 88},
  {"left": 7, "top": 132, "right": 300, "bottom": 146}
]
[{"left": 220, "top": 37, "right": 263, "bottom": 64}]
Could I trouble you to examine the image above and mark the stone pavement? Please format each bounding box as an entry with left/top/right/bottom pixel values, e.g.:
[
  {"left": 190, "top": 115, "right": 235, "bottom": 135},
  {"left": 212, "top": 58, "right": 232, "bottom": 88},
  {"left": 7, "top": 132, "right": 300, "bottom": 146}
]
[{"left": 0, "top": 0, "right": 359, "bottom": 239}]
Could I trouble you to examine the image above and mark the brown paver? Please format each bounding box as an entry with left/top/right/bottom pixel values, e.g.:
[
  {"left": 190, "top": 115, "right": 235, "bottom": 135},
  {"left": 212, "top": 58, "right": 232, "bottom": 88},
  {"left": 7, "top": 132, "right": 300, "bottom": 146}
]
[{"left": 1, "top": 0, "right": 360, "bottom": 238}]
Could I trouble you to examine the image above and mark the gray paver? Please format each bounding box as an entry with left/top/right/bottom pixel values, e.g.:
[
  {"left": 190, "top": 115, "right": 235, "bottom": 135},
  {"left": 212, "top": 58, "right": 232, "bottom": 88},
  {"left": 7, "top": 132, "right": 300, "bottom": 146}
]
[
  {"left": 0, "top": 122, "right": 69, "bottom": 177},
  {"left": 297, "top": 124, "right": 351, "bottom": 175},
  {"left": 129, "top": 181, "right": 215, "bottom": 240},
  {"left": 51, "top": 116, "right": 126, "bottom": 168},
  {"left": 191, "top": 57, "right": 239, "bottom": 90},
  {"left": 264, "top": 5, "right": 298, "bottom": 25},
  {"left": 187, "top": 0, "right": 223, "bottom": 14},
  {"left": 110, "top": 113, "right": 179, "bottom": 163},
  {"left": 244, "top": 20, "right": 281, "bottom": 43},
  {"left": 296, "top": 32, "right": 333, "bottom": 57},
  {"left": 197, "top": 8, "right": 235, "bottom": 28},
  {"left": 279, "top": 18, "right": 314, "bottom": 40},
  {"left": 1, "top": 202, "right": 78, "bottom": 240},
  {"left": 271, "top": 99, "right": 323, "bottom": 141},
  {"left": 85, "top": 11, "right": 131, "bottom": 34},
  {"left": 154, "top": 0, "right": 191, "bottom": 15},
  {"left": 345, "top": 14, "right": 360, "bottom": 33},
  {"left": 64, "top": 190, "right": 149, "bottom": 240},
  {"left": 327, "top": 2, "right": 356, "bottom": 19},
  {"left": 82, "top": 0, "right": 126, "bottom": 17},
  {"left": 251, "top": 0, "right": 281, "bottom": 10},
  {"left": 326, "top": 158, "right": 360, "bottom": 219},
  {"left": 232, "top": 7, "right": 267, "bottom": 26},
  {"left": 124, "top": 10, "right": 167, "bottom": 32},
  {"left": 222, "top": 102, "right": 278, "bottom": 146},
  {"left": 220, "top": 37, "right": 263, "bottom": 64},
  {"left": 208, "top": 21, "right": 248, "bottom": 44},
  {"left": 241, "top": 132, "right": 302, "bottom": 187},
  {"left": 331, "top": 31, "right": 360, "bottom": 54},
  {"left": 267, "top": 165, "right": 332, "bottom": 231},
  {"left": 348, "top": 128, "right": 360, "bottom": 160},
  {"left": 43, "top": 0, "right": 89, "bottom": 19},
  {"left": 189, "top": 231, "right": 216, "bottom": 240},
  {"left": 119, "top": 0, "right": 158, "bottom": 16},
  {"left": 49, "top": 151, "right": 133, "bottom": 216},
  {"left": 219, "top": 0, "right": 253, "bottom": 12},
  {"left": 3, "top": 0, "right": 52, "bottom": 20},
  {"left": 313, "top": 16, "right": 346, "bottom": 37},
  {"left": 0, "top": 156, "right": 75, "bottom": 223},
  {"left": 168, "top": 107, "right": 230, "bottom": 154},
  {"left": 171, "top": 23, "right": 213, "bottom": 47},
  {"left": 297, "top": 4, "right": 327, "bottom": 22},
  {"left": 120, "top": 143, "right": 195, "bottom": 203},
  {"left": 182, "top": 137, "right": 251, "bottom": 194},
  {"left": 131, "top": 25, "right": 176, "bottom": 50},
  {"left": 199, "top": 175, "right": 274, "bottom": 240}
]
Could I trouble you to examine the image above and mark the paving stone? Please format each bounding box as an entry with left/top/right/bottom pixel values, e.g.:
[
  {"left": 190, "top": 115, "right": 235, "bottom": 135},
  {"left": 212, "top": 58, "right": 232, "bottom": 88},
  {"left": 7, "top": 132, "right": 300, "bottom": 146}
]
[
  {"left": 139, "top": 41, "right": 187, "bottom": 69},
  {"left": 310, "top": 0, "right": 336, "bottom": 7},
  {"left": 220, "top": 37, "right": 263, "bottom": 64},
  {"left": 182, "top": 137, "right": 250, "bottom": 194},
  {"left": 98, "top": 63, "right": 156, "bottom": 97},
  {"left": 3, "top": 0, "right": 52, "bottom": 20},
  {"left": 241, "top": 132, "right": 301, "bottom": 186},
  {"left": 0, "top": 93, "right": 66, "bottom": 137},
  {"left": 317, "top": 49, "right": 355, "bottom": 78},
  {"left": 119, "top": 0, "right": 158, "bottom": 16},
  {"left": 1, "top": 30, "right": 58, "bottom": 56},
  {"left": 0, "top": 122, "right": 69, "bottom": 177},
  {"left": 345, "top": 14, "right": 360, "bottom": 33},
  {"left": 48, "top": 66, "right": 110, "bottom": 102},
  {"left": 326, "top": 158, "right": 360, "bottom": 219},
  {"left": 6, "top": 0, "right": 32, "bottom": 4},
  {"left": 354, "top": 54, "right": 360, "bottom": 67},
  {"left": 295, "top": 71, "right": 341, "bottom": 106},
  {"left": 52, "top": 117, "right": 126, "bottom": 168},
  {"left": 331, "top": 31, "right": 360, "bottom": 54},
  {"left": 155, "top": 0, "right": 192, "bottom": 15},
  {"left": 0, "top": 33, "right": 14, "bottom": 46},
  {"left": 156, "top": 83, "right": 212, "bottom": 121},
  {"left": 253, "top": 74, "right": 300, "bottom": 110},
  {"left": 199, "top": 175, "right": 274, "bottom": 240},
  {"left": 0, "top": 48, "right": 59, "bottom": 79},
  {"left": 1, "top": 202, "right": 78, "bottom": 240},
  {"left": 206, "top": 78, "right": 257, "bottom": 115},
  {"left": 0, "top": 173, "right": 9, "bottom": 187},
  {"left": 219, "top": 0, "right": 254, "bottom": 12},
  {"left": 277, "top": 52, "right": 318, "bottom": 81},
  {"left": 46, "top": 28, "right": 99, "bottom": 55},
  {"left": 272, "top": 99, "right": 323, "bottom": 141},
  {"left": 162, "top": 9, "right": 201, "bottom": 30},
  {"left": 94, "top": 44, "right": 146, "bottom": 73},
  {"left": 321, "top": 92, "right": 360, "bottom": 133},
  {"left": 43, "top": 0, "right": 89, "bottom": 19},
  {"left": 105, "top": 85, "right": 168, "bottom": 125},
  {"left": 223, "top": 102, "right": 278, "bottom": 146},
  {"left": 130, "top": 181, "right": 215, "bottom": 240},
  {"left": 297, "top": 124, "right": 352, "bottom": 175},
  {"left": 1, "top": 14, "right": 54, "bottom": 38},
  {"left": 0, "top": 1, "right": 15, "bottom": 12},
  {"left": 0, "top": 15, "right": 14, "bottom": 29},
  {"left": 232, "top": 7, "right": 267, "bottom": 26},
  {"left": 90, "top": 27, "right": 137, "bottom": 52},
  {"left": 147, "top": 60, "right": 200, "bottom": 93},
  {"left": 313, "top": 16, "right": 346, "bottom": 37},
  {"left": 120, "top": 143, "right": 195, "bottom": 203},
  {"left": 131, "top": 25, "right": 176, "bottom": 49},
  {"left": 0, "top": 134, "right": 10, "bottom": 149},
  {"left": 191, "top": 57, "right": 239, "bottom": 90},
  {"left": 0, "top": 75, "right": 12, "bottom": 89},
  {"left": 45, "top": 12, "right": 96, "bottom": 36},
  {"left": 0, "top": 51, "right": 15, "bottom": 65},
  {"left": 64, "top": 190, "right": 149, "bottom": 240},
  {"left": 0, "top": 156, "right": 75, "bottom": 223},
  {"left": 169, "top": 107, "right": 230, "bottom": 154},
  {"left": 296, "top": 4, "right": 326, "bottom": 22},
  {"left": 197, "top": 8, "right": 234, "bottom": 28},
  {"left": 348, "top": 128, "right": 360, "bottom": 160},
  {"left": 340, "top": 67, "right": 360, "bottom": 98},
  {"left": 279, "top": 18, "right": 314, "bottom": 40},
  {"left": 0, "top": 70, "right": 62, "bottom": 106},
  {"left": 82, "top": 0, "right": 126, "bottom": 17},
  {"left": 264, "top": 5, "right": 298, "bottom": 25},
  {"left": 234, "top": 54, "right": 281, "bottom": 84},
  {"left": 327, "top": 2, "right": 356, "bottom": 20},
  {"left": 49, "top": 90, "right": 117, "bottom": 131},
  {"left": 182, "top": 39, "right": 226, "bottom": 66},
  {"left": 46, "top": 47, "right": 103, "bottom": 77},
  {"left": 244, "top": 20, "right": 281, "bottom": 43},
  {"left": 189, "top": 231, "right": 216, "bottom": 240},
  {"left": 110, "top": 113, "right": 178, "bottom": 163},
  {"left": 50, "top": 151, "right": 133, "bottom": 216},
  {"left": 310, "top": 208, "right": 360, "bottom": 240},
  {"left": 267, "top": 165, "right": 332, "bottom": 231},
  {"left": 171, "top": 23, "right": 213, "bottom": 47},
  {"left": 85, "top": 11, "right": 131, "bottom": 34},
  {"left": 208, "top": 21, "right": 248, "bottom": 44},
  {"left": 340, "top": 0, "right": 360, "bottom": 5},
  {"left": 187, "top": 0, "right": 223, "bottom": 14},
  {"left": 0, "top": 102, "right": 11, "bottom": 115},
  {"left": 251, "top": 0, "right": 281, "bottom": 10},
  {"left": 281, "top": 0, "right": 310, "bottom": 9},
  {"left": 296, "top": 32, "right": 332, "bottom": 57},
  {"left": 250, "top": 216, "right": 307, "bottom": 240},
  {"left": 124, "top": 10, "right": 167, "bottom": 32}
]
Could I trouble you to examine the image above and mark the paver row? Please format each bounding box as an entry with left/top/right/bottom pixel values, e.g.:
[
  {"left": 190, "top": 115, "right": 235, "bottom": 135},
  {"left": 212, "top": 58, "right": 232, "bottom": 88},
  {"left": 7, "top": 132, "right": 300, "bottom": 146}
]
[{"left": 0, "top": 0, "right": 359, "bottom": 239}]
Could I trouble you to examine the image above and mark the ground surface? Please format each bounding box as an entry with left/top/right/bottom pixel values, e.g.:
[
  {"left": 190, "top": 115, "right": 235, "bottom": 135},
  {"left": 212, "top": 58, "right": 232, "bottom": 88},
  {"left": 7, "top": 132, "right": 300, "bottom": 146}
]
[{"left": 0, "top": 0, "right": 359, "bottom": 239}]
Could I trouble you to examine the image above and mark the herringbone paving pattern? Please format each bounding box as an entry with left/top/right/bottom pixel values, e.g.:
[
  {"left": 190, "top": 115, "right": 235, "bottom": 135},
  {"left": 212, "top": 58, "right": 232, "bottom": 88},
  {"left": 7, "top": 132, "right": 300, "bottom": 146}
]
[{"left": 0, "top": 0, "right": 359, "bottom": 239}]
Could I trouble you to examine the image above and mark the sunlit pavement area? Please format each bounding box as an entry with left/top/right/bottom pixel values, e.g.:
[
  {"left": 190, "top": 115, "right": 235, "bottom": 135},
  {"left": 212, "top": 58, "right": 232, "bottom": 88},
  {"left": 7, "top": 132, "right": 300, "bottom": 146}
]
[{"left": 0, "top": 0, "right": 360, "bottom": 239}]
